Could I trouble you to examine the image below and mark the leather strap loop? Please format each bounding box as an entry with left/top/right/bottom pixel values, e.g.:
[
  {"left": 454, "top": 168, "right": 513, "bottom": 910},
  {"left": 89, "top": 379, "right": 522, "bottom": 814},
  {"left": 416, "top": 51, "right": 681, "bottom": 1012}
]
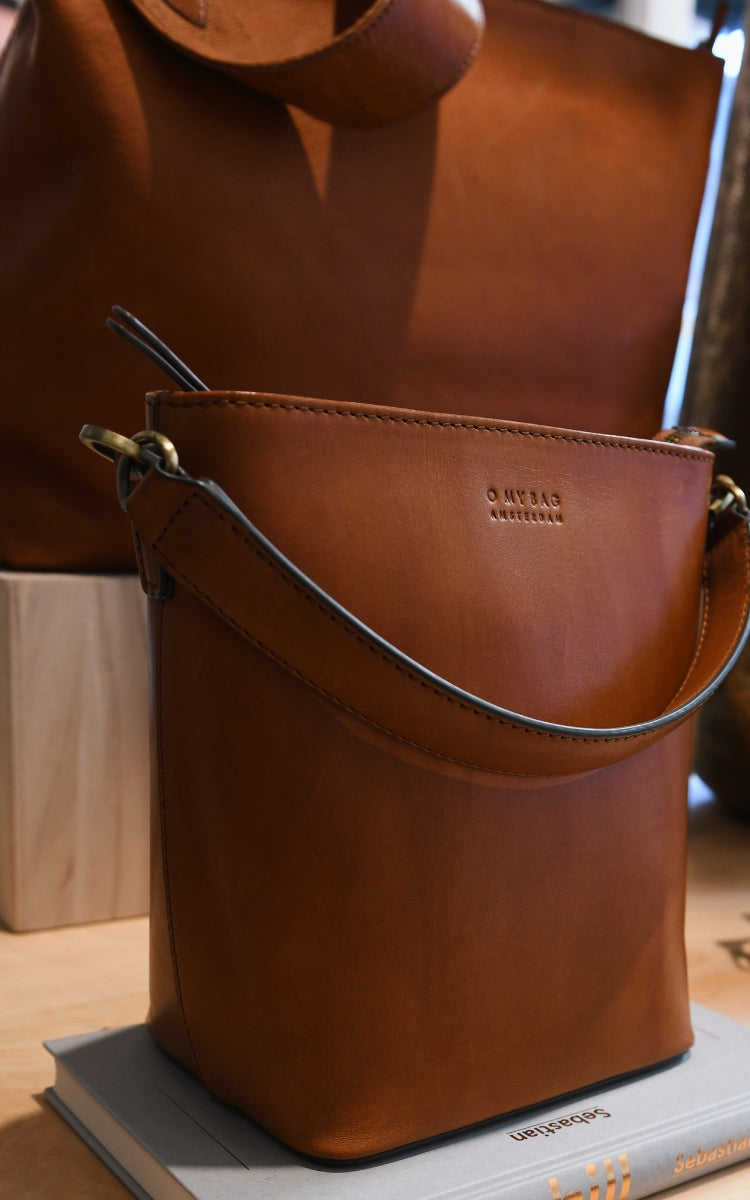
[
  {"left": 126, "top": 0, "right": 486, "bottom": 125},
  {"left": 125, "top": 464, "right": 750, "bottom": 778}
]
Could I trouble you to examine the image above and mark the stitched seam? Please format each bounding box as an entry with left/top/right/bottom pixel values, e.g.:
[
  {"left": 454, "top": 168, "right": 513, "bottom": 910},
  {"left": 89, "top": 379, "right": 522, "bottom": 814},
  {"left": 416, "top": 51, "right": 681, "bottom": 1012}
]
[
  {"left": 664, "top": 529, "right": 750, "bottom": 712},
  {"left": 134, "top": 532, "right": 161, "bottom": 598},
  {"left": 151, "top": 398, "right": 708, "bottom": 461},
  {"left": 157, "top": 599, "right": 203, "bottom": 1078},
  {"left": 666, "top": 568, "right": 711, "bottom": 712},
  {"left": 153, "top": 492, "right": 664, "bottom": 756},
  {"left": 133, "top": 533, "right": 149, "bottom": 593},
  {"left": 715, "top": 527, "right": 750, "bottom": 666}
]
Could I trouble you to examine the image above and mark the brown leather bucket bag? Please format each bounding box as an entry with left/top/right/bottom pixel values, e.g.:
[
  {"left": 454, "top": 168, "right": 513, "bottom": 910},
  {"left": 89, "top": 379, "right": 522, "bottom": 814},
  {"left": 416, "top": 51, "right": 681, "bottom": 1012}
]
[
  {"left": 0, "top": 0, "right": 722, "bottom": 570},
  {"left": 84, "top": 392, "right": 750, "bottom": 1161}
]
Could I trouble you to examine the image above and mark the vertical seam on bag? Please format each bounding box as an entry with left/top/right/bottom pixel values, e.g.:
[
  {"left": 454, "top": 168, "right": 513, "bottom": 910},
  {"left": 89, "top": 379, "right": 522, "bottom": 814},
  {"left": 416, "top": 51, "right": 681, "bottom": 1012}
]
[
  {"left": 664, "top": 568, "right": 710, "bottom": 712},
  {"left": 667, "top": 531, "right": 750, "bottom": 713},
  {"left": 134, "top": 531, "right": 161, "bottom": 598},
  {"left": 157, "top": 598, "right": 204, "bottom": 1078}
]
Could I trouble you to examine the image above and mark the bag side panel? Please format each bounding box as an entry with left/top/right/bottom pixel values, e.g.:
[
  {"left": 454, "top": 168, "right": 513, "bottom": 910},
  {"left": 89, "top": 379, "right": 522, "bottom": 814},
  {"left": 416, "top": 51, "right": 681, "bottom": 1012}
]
[{"left": 147, "top": 582, "right": 693, "bottom": 1160}]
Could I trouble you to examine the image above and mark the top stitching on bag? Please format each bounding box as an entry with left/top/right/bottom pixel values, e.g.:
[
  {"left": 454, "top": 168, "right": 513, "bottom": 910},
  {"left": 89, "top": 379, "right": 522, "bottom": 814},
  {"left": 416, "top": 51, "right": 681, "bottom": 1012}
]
[{"left": 151, "top": 398, "right": 710, "bottom": 461}]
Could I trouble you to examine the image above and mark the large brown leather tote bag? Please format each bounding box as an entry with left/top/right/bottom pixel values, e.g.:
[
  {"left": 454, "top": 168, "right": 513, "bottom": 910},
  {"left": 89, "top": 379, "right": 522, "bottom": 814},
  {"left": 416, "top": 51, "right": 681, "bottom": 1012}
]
[
  {"left": 0, "top": 0, "right": 722, "bottom": 570},
  {"left": 84, "top": 391, "right": 750, "bottom": 1161}
]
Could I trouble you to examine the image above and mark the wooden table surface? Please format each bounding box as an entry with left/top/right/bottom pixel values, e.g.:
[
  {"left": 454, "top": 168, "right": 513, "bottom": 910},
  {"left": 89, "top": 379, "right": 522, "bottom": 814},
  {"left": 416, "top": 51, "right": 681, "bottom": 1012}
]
[{"left": 1, "top": 792, "right": 749, "bottom": 1200}]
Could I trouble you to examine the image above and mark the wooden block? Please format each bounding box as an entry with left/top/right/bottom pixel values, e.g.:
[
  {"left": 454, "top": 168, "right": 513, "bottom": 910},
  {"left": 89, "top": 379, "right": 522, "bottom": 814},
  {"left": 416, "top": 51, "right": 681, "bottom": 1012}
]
[{"left": 0, "top": 572, "right": 149, "bottom": 932}]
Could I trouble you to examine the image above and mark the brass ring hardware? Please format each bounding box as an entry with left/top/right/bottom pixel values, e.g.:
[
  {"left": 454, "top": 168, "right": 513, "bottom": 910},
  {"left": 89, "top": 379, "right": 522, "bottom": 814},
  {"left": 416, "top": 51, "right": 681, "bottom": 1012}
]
[
  {"left": 115, "top": 431, "right": 180, "bottom": 510},
  {"left": 79, "top": 425, "right": 155, "bottom": 466},
  {"left": 79, "top": 425, "right": 181, "bottom": 510},
  {"left": 710, "top": 474, "right": 750, "bottom": 521},
  {"left": 129, "top": 430, "right": 180, "bottom": 474}
]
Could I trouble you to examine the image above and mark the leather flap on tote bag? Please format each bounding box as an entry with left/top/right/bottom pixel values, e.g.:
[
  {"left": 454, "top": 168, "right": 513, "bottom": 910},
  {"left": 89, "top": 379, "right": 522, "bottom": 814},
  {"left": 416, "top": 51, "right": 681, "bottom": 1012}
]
[
  {"left": 146, "top": 392, "right": 718, "bottom": 762},
  {"left": 123, "top": 0, "right": 486, "bottom": 124}
]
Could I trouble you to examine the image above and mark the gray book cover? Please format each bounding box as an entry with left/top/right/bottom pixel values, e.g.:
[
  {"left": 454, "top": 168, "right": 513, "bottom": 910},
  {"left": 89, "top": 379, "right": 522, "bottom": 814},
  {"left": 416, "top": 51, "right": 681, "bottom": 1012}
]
[{"left": 44, "top": 1003, "right": 750, "bottom": 1200}]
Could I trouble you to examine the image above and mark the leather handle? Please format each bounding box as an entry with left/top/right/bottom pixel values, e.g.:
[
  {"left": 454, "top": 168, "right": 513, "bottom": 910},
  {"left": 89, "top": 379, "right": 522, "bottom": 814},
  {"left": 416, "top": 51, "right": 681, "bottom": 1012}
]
[
  {"left": 124, "top": 463, "right": 750, "bottom": 778},
  {"left": 126, "top": 0, "right": 485, "bottom": 126}
]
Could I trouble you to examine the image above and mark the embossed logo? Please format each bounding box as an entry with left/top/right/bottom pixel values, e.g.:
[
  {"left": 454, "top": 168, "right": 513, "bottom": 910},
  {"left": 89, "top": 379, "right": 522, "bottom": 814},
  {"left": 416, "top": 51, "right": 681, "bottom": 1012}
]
[{"left": 487, "top": 486, "right": 563, "bottom": 525}]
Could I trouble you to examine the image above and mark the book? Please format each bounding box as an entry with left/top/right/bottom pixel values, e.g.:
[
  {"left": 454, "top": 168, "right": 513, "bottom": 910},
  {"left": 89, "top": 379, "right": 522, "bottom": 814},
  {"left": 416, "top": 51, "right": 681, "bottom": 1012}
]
[{"left": 44, "top": 1003, "right": 750, "bottom": 1200}]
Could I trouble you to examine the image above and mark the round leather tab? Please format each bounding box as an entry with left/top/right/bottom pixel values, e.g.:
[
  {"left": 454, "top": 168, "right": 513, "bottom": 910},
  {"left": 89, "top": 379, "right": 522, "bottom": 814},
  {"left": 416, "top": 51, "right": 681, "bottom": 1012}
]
[{"left": 125, "top": 0, "right": 485, "bottom": 125}]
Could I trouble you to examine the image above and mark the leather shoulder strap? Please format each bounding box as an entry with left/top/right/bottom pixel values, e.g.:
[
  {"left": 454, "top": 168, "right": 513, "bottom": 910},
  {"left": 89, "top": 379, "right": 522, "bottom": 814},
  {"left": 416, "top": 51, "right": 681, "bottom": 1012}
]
[
  {"left": 125, "top": 0, "right": 485, "bottom": 125},
  {"left": 123, "top": 462, "right": 750, "bottom": 779}
]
